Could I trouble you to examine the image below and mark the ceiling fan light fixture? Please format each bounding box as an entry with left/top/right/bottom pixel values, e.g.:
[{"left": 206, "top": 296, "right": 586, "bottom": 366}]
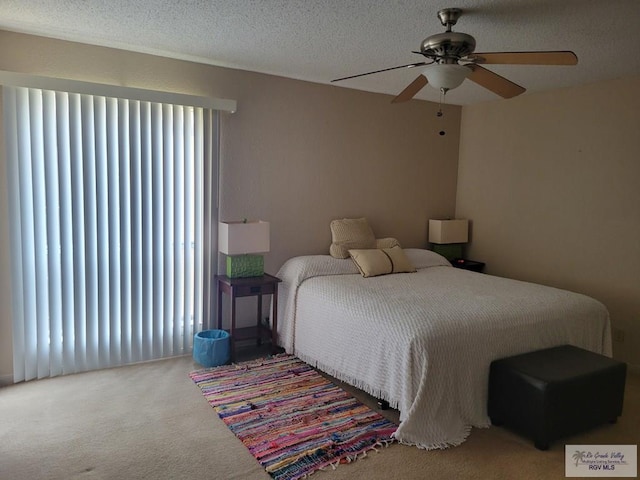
[
  {"left": 333, "top": 7, "right": 578, "bottom": 103},
  {"left": 423, "top": 64, "right": 471, "bottom": 91}
]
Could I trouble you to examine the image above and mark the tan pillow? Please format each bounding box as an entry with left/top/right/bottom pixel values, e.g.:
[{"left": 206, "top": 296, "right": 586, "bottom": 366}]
[
  {"left": 375, "top": 237, "right": 400, "bottom": 249},
  {"left": 329, "top": 217, "right": 376, "bottom": 259},
  {"left": 349, "top": 246, "right": 417, "bottom": 278}
]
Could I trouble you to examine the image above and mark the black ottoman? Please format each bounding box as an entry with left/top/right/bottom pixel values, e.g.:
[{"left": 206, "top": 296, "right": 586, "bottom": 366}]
[{"left": 488, "top": 344, "right": 626, "bottom": 450}]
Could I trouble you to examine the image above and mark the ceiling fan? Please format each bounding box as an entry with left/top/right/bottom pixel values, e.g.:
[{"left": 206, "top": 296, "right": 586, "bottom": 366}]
[{"left": 331, "top": 8, "right": 578, "bottom": 102}]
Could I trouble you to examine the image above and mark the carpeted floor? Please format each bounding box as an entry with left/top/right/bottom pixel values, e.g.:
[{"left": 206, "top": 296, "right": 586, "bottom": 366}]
[{"left": 0, "top": 351, "right": 638, "bottom": 480}]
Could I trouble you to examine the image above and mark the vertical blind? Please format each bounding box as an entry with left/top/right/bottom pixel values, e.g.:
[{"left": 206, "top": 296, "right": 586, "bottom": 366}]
[{"left": 3, "top": 85, "right": 217, "bottom": 382}]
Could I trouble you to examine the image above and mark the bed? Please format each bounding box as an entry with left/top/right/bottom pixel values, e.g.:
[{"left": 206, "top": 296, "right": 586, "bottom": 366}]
[{"left": 275, "top": 248, "right": 611, "bottom": 449}]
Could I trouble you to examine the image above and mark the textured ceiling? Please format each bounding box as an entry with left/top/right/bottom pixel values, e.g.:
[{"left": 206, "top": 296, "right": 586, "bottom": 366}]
[{"left": 1, "top": 0, "right": 639, "bottom": 105}]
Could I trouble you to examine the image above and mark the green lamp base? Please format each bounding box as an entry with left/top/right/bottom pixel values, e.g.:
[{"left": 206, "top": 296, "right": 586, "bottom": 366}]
[
  {"left": 226, "top": 255, "right": 264, "bottom": 278},
  {"left": 431, "top": 244, "right": 463, "bottom": 261}
]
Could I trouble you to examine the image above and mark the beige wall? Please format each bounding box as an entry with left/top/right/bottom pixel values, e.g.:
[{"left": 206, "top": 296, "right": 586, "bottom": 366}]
[
  {"left": 457, "top": 76, "right": 640, "bottom": 367},
  {"left": 0, "top": 31, "right": 461, "bottom": 381}
]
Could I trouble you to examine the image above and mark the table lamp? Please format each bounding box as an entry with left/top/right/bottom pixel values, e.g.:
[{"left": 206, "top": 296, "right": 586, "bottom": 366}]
[
  {"left": 428, "top": 219, "right": 468, "bottom": 261},
  {"left": 218, "top": 220, "right": 270, "bottom": 278}
]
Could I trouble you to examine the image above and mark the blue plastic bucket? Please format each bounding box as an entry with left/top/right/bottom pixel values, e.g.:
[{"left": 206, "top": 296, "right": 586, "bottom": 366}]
[{"left": 193, "top": 329, "right": 231, "bottom": 367}]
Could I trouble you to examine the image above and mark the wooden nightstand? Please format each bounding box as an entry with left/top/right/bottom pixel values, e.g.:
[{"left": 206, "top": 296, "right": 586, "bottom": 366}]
[
  {"left": 215, "top": 273, "right": 282, "bottom": 361},
  {"left": 451, "top": 258, "right": 485, "bottom": 273}
]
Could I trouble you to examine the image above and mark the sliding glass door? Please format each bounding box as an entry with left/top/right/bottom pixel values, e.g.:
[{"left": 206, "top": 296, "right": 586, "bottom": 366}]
[{"left": 3, "top": 85, "right": 218, "bottom": 382}]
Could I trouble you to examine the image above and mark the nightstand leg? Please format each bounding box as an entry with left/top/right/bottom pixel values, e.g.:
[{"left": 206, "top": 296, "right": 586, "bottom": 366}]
[
  {"left": 256, "top": 294, "right": 263, "bottom": 346},
  {"left": 216, "top": 282, "right": 223, "bottom": 330},
  {"left": 230, "top": 294, "right": 236, "bottom": 362},
  {"left": 271, "top": 284, "right": 278, "bottom": 354}
]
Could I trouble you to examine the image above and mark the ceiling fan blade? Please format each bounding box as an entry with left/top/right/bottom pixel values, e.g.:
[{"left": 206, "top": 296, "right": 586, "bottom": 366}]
[
  {"left": 331, "top": 62, "right": 431, "bottom": 82},
  {"left": 470, "top": 51, "right": 578, "bottom": 65},
  {"left": 391, "top": 74, "right": 428, "bottom": 103},
  {"left": 468, "top": 65, "right": 526, "bottom": 99}
]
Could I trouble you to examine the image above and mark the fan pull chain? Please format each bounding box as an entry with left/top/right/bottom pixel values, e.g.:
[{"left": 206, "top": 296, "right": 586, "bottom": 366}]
[
  {"left": 438, "top": 89, "right": 447, "bottom": 136},
  {"left": 437, "top": 87, "right": 448, "bottom": 117}
]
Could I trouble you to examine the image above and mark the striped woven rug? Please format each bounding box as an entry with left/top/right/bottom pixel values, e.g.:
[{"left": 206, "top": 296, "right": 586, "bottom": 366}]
[{"left": 190, "top": 354, "right": 397, "bottom": 480}]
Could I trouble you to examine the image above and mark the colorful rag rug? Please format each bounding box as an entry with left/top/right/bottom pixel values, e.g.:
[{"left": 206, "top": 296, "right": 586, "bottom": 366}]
[{"left": 190, "top": 354, "right": 397, "bottom": 480}]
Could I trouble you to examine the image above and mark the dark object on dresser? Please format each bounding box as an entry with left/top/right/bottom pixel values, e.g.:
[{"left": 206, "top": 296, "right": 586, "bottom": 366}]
[
  {"left": 451, "top": 258, "right": 485, "bottom": 272},
  {"left": 488, "top": 344, "right": 626, "bottom": 450}
]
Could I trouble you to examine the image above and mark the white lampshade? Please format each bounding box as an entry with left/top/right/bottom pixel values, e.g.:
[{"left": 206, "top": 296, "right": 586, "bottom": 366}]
[
  {"left": 428, "top": 219, "right": 469, "bottom": 244},
  {"left": 218, "top": 220, "right": 270, "bottom": 255},
  {"left": 423, "top": 64, "right": 472, "bottom": 91}
]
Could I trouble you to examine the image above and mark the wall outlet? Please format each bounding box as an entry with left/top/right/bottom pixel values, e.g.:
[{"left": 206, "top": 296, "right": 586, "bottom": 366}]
[{"left": 612, "top": 327, "right": 625, "bottom": 343}]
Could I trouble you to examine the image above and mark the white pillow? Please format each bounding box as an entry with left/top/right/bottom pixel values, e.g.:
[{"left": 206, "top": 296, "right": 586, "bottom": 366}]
[{"left": 403, "top": 248, "right": 452, "bottom": 269}]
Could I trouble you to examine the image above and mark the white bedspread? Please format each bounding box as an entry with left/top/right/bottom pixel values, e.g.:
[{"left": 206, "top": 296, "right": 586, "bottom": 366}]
[{"left": 275, "top": 249, "right": 611, "bottom": 449}]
